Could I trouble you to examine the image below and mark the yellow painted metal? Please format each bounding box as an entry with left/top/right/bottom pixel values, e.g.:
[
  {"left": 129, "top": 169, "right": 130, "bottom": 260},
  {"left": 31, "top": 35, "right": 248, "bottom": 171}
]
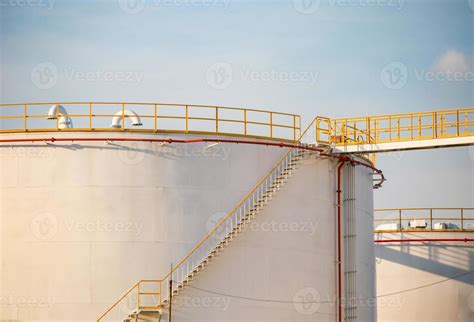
[
  {"left": 373, "top": 208, "right": 474, "bottom": 233},
  {"left": 315, "top": 108, "right": 474, "bottom": 146},
  {"left": 0, "top": 102, "right": 301, "bottom": 142}
]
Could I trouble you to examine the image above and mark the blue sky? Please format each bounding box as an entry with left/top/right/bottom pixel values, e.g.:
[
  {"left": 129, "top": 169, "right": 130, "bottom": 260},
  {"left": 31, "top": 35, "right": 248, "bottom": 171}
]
[{"left": 0, "top": 0, "right": 473, "bottom": 209}]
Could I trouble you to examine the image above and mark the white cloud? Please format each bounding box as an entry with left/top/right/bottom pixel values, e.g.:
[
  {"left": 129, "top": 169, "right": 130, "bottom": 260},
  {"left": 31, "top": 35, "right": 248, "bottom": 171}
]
[{"left": 432, "top": 49, "right": 471, "bottom": 73}]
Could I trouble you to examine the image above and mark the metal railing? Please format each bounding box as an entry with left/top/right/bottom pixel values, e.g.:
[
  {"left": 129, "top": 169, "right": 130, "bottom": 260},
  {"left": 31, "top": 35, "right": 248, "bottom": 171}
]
[
  {"left": 313, "top": 108, "right": 474, "bottom": 146},
  {"left": 0, "top": 102, "right": 301, "bottom": 142},
  {"left": 96, "top": 280, "right": 162, "bottom": 321},
  {"left": 97, "top": 147, "right": 303, "bottom": 321},
  {"left": 373, "top": 208, "right": 474, "bottom": 232}
]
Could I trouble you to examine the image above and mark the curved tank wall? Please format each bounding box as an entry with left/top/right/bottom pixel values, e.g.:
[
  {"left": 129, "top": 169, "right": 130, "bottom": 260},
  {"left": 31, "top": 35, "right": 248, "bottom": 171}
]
[
  {"left": 0, "top": 132, "right": 375, "bottom": 321},
  {"left": 375, "top": 232, "right": 474, "bottom": 322}
]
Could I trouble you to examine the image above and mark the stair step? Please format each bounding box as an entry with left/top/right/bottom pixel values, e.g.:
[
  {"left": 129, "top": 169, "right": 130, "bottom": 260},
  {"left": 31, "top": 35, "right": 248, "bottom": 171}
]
[{"left": 130, "top": 153, "right": 305, "bottom": 322}]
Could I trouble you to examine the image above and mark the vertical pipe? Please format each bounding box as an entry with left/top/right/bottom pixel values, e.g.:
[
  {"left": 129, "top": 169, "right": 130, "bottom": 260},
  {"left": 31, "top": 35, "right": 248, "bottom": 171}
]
[{"left": 337, "top": 160, "right": 347, "bottom": 322}]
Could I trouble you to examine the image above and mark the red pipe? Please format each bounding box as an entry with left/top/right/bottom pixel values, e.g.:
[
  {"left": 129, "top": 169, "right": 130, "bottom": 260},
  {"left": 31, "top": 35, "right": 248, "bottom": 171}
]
[
  {"left": 374, "top": 238, "right": 474, "bottom": 243},
  {"left": 0, "top": 136, "right": 386, "bottom": 188},
  {"left": 336, "top": 160, "right": 347, "bottom": 322}
]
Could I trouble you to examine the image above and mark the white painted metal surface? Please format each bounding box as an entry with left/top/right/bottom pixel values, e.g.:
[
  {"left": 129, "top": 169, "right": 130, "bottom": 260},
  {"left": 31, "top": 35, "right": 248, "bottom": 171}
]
[
  {"left": 375, "top": 232, "right": 474, "bottom": 322},
  {"left": 0, "top": 132, "right": 375, "bottom": 321}
]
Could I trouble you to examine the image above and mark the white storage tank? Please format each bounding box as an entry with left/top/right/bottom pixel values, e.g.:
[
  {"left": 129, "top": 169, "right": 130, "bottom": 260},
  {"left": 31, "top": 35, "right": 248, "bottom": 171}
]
[
  {"left": 0, "top": 103, "right": 378, "bottom": 322},
  {"left": 375, "top": 229, "right": 474, "bottom": 322}
]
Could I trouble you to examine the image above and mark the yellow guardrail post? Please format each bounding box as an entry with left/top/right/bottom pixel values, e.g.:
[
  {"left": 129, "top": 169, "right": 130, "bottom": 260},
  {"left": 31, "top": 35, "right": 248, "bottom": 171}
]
[
  {"left": 89, "top": 103, "right": 93, "bottom": 130},
  {"left": 461, "top": 208, "right": 464, "bottom": 230},
  {"left": 398, "top": 209, "right": 402, "bottom": 229},
  {"left": 121, "top": 103, "right": 125, "bottom": 130},
  {"left": 215, "top": 107, "right": 219, "bottom": 133},
  {"left": 137, "top": 281, "right": 140, "bottom": 310},
  {"left": 24, "top": 104, "right": 27, "bottom": 131},
  {"left": 270, "top": 112, "right": 273, "bottom": 138},
  {"left": 185, "top": 105, "right": 189, "bottom": 132},
  {"left": 430, "top": 208, "right": 433, "bottom": 230},
  {"left": 55, "top": 102, "right": 59, "bottom": 130},
  {"left": 244, "top": 110, "right": 248, "bottom": 136},
  {"left": 154, "top": 104, "right": 158, "bottom": 131}
]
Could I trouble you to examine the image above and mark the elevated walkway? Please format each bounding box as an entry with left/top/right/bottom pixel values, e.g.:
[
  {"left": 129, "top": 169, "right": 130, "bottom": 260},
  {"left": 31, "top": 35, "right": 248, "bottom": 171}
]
[{"left": 308, "top": 108, "right": 474, "bottom": 153}]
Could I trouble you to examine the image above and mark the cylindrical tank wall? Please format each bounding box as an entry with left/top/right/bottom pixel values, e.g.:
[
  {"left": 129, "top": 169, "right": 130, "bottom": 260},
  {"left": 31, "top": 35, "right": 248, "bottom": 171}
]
[
  {"left": 375, "top": 232, "right": 474, "bottom": 322},
  {"left": 0, "top": 132, "right": 375, "bottom": 321},
  {"left": 0, "top": 132, "right": 285, "bottom": 321}
]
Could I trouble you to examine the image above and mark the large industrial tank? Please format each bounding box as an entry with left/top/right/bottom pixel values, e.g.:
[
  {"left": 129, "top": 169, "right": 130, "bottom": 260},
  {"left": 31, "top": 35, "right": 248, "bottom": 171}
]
[
  {"left": 375, "top": 225, "right": 474, "bottom": 321},
  {"left": 0, "top": 103, "right": 377, "bottom": 322}
]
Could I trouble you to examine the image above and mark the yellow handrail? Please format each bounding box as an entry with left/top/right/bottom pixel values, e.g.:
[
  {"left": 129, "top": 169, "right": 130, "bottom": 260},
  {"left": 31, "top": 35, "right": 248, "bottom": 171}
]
[
  {"left": 315, "top": 108, "right": 474, "bottom": 146},
  {"left": 0, "top": 101, "right": 301, "bottom": 142},
  {"left": 373, "top": 208, "right": 474, "bottom": 232},
  {"left": 96, "top": 280, "right": 162, "bottom": 321}
]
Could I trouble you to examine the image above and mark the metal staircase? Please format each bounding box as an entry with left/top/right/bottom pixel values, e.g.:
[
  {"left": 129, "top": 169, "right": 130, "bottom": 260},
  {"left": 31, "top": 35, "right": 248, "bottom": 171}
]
[{"left": 97, "top": 147, "right": 313, "bottom": 322}]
